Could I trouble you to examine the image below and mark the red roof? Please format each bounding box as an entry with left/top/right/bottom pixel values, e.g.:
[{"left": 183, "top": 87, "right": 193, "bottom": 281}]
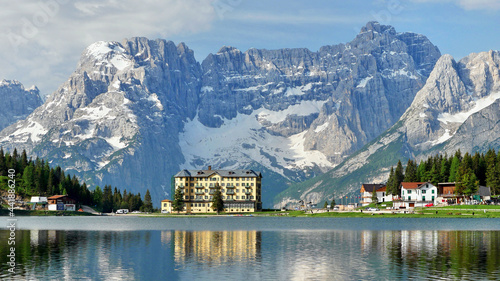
[
  {"left": 400, "top": 182, "right": 425, "bottom": 190},
  {"left": 47, "top": 195, "right": 69, "bottom": 200},
  {"left": 161, "top": 199, "right": 172, "bottom": 202},
  {"left": 376, "top": 186, "right": 387, "bottom": 192}
]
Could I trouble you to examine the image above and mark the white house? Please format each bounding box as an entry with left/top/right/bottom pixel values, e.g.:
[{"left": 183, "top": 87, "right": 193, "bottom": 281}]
[
  {"left": 360, "top": 184, "right": 394, "bottom": 206},
  {"left": 30, "top": 196, "right": 48, "bottom": 203},
  {"left": 396, "top": 182, "right": 437, "bottom": 209}
]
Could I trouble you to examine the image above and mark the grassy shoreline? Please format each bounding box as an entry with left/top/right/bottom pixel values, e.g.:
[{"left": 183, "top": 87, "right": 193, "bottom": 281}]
[{"left": 1, "top": 207, "right": 500, "bottom": 218}]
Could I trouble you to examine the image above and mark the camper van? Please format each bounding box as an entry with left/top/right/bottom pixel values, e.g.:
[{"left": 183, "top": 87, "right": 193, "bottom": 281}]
[{"left": 116, "top": 209, "right": 129, "bottom": 214}]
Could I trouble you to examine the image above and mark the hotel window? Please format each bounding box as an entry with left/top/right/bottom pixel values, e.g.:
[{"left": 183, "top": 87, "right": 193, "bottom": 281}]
[
  {"left": 432, "top": 190, "right": 435, "bottom": 194},
  {"left": 422, "top": 190, "right": 426, "bottom": 194},
  {"left": 190, "top": 183, "right": 194, "bottom": 187},
  {"left": 408, "top": 190, "right": 411, "bottom": 194},
  {"left": 250, "top": 196, "right": 254, "bottom": 199},
  {"left": 251, "top": 183, "right": 254, "bottom": 186},
  {"left": 205, "top": 189, "right": 208, "bottom": 192},
  {"left": 236, "top": 189, "right": 239, "bottom": 193},
  {"left": 222, "top": 189, "right": 225, "bottom": 193},
  {"left": 222, "top": 183, "right": 225, "bottom": 186},
  {"left": 205, "top": 196, "right": 208, "bottom": 199},
  {"left": 185, "top": 196, "right": 189, "bottom": 199},
  {"left": 222, "top": 196, "right": 225, "bottom": 199},
  {"left": 190, "top": 196, "right": 194, "bottom": 199},
  {"left": 236, "top": 196, "right": 239, "bottom": 199},
  {"left": 236, "top": 183, "right": 239, "bottom": 186}
]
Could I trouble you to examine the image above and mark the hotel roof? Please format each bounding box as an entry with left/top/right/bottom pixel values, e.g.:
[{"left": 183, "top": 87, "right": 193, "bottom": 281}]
[{"left": 174, "top": 169, "right": 261, "bottom": 178}]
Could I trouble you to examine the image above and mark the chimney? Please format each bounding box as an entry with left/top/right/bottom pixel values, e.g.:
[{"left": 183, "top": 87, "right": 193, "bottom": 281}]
[{"left": 208, "top": 165, "right": 211, "bottom": 170}]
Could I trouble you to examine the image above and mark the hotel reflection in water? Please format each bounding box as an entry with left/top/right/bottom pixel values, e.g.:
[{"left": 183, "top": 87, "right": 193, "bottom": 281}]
[{"left": 162, "top": 231, "right": 261, "bottom": 265}]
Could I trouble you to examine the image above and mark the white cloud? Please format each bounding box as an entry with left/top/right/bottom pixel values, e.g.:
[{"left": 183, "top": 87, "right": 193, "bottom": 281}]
[
  {"left": 0, "top": 0, "right": 217, "bottom": 96},
  {"left": 458, "top": 0, "right": 500, "bottom": 10},
  {"left": 412, "top": 0, "right": 500, "bottom": 10}
]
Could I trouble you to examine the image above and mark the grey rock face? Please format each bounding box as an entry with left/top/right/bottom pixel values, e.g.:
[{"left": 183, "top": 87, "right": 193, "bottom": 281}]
[
  {"left": 194, "top": 21, "right": 441, "bottom": 173},
  {"left": 0, "top": 80, "right": 43, "bottom": 131},
  {"left": 0, "top": 38, "right": 201, "bottom": 203},
  {"left": 275, "top": 50, "right": 500, "bottom": 208}
]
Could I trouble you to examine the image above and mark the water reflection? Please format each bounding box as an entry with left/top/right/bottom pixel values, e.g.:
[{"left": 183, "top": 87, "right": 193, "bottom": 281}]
[
  {"left": 0, "top": 229, "right": 498, "bottom": 280},
  {"left": 171, "top": 231, "right": 261, "bottom": 266}
]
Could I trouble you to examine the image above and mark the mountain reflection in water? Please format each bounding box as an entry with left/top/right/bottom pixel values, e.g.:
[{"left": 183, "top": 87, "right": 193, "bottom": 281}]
[{"left": 1, "top": 228, "right": 499, "bottom": 280}]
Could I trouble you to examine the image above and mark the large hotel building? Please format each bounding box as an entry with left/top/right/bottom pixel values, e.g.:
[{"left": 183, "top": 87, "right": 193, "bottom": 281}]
[{"left": 171, "top": 166, "right": 262, "bottom": 213}]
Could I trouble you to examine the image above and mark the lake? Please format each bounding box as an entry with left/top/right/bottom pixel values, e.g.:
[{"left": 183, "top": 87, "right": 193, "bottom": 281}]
[{"left": 1, "top": 217, "right": 499, "bottom": 280}]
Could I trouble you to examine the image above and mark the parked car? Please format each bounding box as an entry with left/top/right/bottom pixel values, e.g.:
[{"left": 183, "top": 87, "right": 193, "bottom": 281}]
[
  {"left": 131, "top": 210, "right": 141, "bottom": 214},
  {"left": 161, "top": 210, "right": 169, "bottom": 214},
  {"left": 425, "top": 203, "right": 434, "bottom": 207},
  {"left": 365, "top": 207, "right": 380, "bottom": 211}
]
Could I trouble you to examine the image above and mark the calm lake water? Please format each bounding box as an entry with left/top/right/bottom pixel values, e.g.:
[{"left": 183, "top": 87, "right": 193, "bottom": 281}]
[{"left": 1, "top": 217, "right": 499, "bottom": 280}]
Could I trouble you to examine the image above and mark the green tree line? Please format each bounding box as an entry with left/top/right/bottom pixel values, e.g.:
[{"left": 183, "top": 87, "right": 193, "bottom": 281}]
[
  {"left": 0, "top": 148, "right": 153, "bottom": 213},
  {"left": 385, "top": 149, "right": 500, "bottom": 196}
]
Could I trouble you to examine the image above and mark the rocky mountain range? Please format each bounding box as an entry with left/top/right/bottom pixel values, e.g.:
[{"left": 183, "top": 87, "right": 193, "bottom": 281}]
[
  {"left": 0, "top": 79, "right": 43, "bottom": 131},
  {"left": 0, "top": 22, "right": 446, "bottom": 207},
  {"left": 275, "top": 50, "right": 500, "bottom": 207}
]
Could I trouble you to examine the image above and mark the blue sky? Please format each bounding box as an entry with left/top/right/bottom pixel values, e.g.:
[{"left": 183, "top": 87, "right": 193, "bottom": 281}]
[{"left": 1, "top": 0, "right": 499, "bottom": 96}]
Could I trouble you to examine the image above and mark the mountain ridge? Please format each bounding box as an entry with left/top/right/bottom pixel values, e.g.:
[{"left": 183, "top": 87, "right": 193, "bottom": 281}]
[{"left": 0, "top": 22, "right": 443, "bottom": 207}]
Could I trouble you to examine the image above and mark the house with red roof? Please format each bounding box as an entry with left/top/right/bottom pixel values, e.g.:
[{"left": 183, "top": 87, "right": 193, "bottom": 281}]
[
  {"left": 394, "top": 182, "right": 437, "bottom": 209},
  {"left": 360, "top": 184, "right": 395, "bottom": 206}
]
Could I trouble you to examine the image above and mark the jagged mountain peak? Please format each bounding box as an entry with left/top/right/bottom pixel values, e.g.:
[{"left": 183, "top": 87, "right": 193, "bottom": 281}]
[
  {"left": 360, "top": 21, "right": 396, "bottom": 35},
  {"left": 275, "top": 48, "right": 500, "bottom": 208},
  {"left": 0, "top": 79, "right": 43, "bottom": 131}
]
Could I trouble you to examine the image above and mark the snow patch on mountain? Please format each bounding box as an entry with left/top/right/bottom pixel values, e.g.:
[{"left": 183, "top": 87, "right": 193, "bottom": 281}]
[
  {"left": 2, "top": 121, "right": 46, "bottom": 143},
  {"left": 179, "top": 109, "right": 334, "bottom": 178},
  {"left": 438, "top": 92, "right": 500, "bottom": 124},
  {"left": 357, "top": 76, "right": 373, "bottom": 88}
]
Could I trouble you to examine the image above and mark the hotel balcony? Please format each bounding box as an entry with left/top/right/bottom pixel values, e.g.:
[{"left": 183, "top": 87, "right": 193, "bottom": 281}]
[
  {"left": 195, "top": 191, "right": 205, "bottom": 195},
  {"left": 195, "top": 186, "right": 205, "bottom": 189},
  {"left": 226, "top": 190, "right": 235, "bottom": 195},
  {"left": 226, "top": 185, "right": 235, "bottom": 189},
  {"left": 245, "top": 191, "right": 252, "bottom": 195}
]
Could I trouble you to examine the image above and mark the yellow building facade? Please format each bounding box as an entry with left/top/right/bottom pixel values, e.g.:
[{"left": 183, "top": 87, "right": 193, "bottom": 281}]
[
  {"left": 171, "top": 167, "right": 262, "bottom": 213},
  {"left": 161, "top": 199, "right": 172, "bottom": 213}
]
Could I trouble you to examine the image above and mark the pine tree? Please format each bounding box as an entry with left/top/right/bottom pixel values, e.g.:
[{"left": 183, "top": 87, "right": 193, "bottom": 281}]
[
  {"left": 102, "top": 185, "right": 114, "bottom": 213},
  {"left": 430, "top": 162, "right": 440, "bottom": 186},
  {"left": 404, "top": 159, "right": 418, "bottom": 182},
  {"left": 330, "top": 198, "right": 336, "bottom": 208},
  {"left": 22, "top": 164, "right": 35, "bottom": 193},
  {"left": 211, "top": 183, "right": 224, "bottom": 215},
  {"left": 386, "top": 167, "right": 396, "bottom": 195},
  {"left": 461, "top": 170, "right": 479, "bottom": 197},
  {"left": 0, "top": 147, "right": 6, "bottom": 176},
  {"left": 371, "top": 189, "right": 378, "bottom": 204},
  {"left": 20, "top": 150, "right": 28, "bottom": 171},
  {"left": 448, "top": 156, "right": 460, "bottom": 182},
  {"left": 323, "top": 201, "right": 328, "bottom": 209},
  {"left": 393, "top": 160, "right": 404, "bottom": 195},
  {"left": 143, "top": 189, "right": 153, "bottom": 212},
  {"left": 172, "top": 187, "right": 184, "bottom": 213},
  {"left": 440, "top": 156, "right": 451, "bottom": 183}
]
